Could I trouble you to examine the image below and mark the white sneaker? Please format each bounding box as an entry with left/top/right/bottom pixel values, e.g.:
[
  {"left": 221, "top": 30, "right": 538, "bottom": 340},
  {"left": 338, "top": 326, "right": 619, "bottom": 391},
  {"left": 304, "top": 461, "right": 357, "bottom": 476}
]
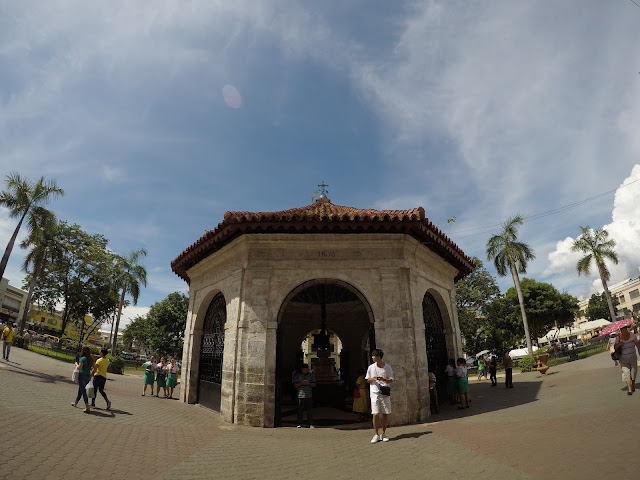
[
  {"left": 380, "top": 434, "right": 389, "bottom": 442},
  {"left": 309, "top": 425, "right": 315, "bottom": 429},
  {"left": 371, "top": 434, "right": 380, "bottom": 444}
]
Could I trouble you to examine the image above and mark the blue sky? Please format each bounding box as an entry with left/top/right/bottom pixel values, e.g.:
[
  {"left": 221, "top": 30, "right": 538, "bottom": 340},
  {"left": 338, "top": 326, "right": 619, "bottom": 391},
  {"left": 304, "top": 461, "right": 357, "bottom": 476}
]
[{"left": 1, "top": 1, "right": 640, "bottom": 328}]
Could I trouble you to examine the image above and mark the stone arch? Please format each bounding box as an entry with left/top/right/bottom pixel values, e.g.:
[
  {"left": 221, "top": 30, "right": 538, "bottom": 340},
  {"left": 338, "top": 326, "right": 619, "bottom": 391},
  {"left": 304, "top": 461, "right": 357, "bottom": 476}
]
[
  {"left": 194, "top": 290, "right": 227, "bottom": 411},
  {"left": 274, "top": 278, "right": 376, "bottom": 427},
  {"left": 276, "top": 278, "right": 375, "bottom": 325},
  {"left": 422, "top": 289, "right": 450, "bottom": 390}
]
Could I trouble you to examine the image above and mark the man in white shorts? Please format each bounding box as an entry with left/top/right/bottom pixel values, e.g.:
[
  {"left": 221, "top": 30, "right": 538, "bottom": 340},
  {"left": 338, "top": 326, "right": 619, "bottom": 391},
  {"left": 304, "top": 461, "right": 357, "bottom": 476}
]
[{"left": 366, "top": 349, "right": 394, "bottom": 444}]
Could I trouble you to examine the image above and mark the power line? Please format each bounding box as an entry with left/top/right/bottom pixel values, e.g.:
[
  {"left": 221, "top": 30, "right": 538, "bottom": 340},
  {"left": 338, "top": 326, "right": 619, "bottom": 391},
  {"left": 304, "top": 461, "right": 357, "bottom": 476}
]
[
  {"left": 628, "top": 0, "right": 640, "bottom": 10},
  {"left": 450, "top": 177, "right": 640, "bottom": 240}
]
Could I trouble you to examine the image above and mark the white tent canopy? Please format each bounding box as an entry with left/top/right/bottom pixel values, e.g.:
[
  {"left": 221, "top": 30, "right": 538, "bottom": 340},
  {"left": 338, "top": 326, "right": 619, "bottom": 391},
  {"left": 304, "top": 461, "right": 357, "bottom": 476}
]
[
  {"left": 538, "top": 326, "right": 585, "bottom": 344},
  {"left": 577, "top": 319, "right": 611, "bottom": 331},
  {"left": 538, "top": 319, "right": 611, "bottom": 344}
]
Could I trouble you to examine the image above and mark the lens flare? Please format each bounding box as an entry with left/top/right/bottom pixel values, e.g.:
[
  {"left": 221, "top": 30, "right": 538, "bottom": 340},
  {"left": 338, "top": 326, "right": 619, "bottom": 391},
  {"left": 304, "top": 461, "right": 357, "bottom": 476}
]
[{"left": 222, "top": 85, "right": 242, "bottom": 109}]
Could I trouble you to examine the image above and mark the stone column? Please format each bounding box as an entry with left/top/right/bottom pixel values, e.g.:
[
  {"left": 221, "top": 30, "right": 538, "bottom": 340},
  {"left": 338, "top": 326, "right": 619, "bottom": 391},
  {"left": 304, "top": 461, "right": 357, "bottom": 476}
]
[
  {"left": 376, "top": 268, "right": 424, "bottom": 425},
  {"left": 233, "top": 269, "right": 272, "bottom": 426}
]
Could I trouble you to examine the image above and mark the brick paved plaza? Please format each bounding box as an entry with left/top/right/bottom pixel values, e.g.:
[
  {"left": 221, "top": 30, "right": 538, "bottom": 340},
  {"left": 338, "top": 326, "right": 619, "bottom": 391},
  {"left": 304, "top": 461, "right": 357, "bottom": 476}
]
[{"left": 0, "top": 348, "right": 637, "bottom": 480}]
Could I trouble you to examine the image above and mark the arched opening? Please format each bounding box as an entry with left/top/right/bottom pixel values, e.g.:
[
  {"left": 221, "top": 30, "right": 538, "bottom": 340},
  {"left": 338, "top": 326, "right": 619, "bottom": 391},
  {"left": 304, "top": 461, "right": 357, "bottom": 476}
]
[
  {"left": 197, "top": 292, "right": 227, "bottom": 411},
  {"left": 423, "top": 291, "right": 448, "bottom": 396},
  {"left": 275, "top": 279, "right": 375, "bottom": 427}
]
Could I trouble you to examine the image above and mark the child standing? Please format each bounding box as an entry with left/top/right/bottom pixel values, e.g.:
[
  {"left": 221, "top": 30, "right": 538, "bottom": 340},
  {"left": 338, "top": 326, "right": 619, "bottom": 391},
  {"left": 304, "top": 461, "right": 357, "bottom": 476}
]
[{"left": 456, "top": 357, "right": 470, "bottom": 409}]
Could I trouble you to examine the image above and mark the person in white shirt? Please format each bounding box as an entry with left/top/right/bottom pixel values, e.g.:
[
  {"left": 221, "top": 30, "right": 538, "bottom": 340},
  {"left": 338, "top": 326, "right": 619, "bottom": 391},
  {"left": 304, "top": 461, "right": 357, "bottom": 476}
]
[{"left": 365, "top": 349, "right": 394, "bottom": 444}]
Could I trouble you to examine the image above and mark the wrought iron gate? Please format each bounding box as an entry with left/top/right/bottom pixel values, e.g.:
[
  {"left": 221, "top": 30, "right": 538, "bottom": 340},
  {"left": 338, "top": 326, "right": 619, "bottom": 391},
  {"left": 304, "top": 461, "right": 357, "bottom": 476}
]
[
  {"left": 423, "top": 292, "right": 448, "bottom": 391},
  {"left": 198, "top": 292, "right": 226, "bottom": 411}
]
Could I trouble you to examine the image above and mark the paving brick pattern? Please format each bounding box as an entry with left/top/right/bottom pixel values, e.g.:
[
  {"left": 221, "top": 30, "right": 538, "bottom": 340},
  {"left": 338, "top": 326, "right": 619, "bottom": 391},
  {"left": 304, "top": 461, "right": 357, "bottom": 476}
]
[{"left": 1, "top": 347, "right": 637, "bottom": 479}]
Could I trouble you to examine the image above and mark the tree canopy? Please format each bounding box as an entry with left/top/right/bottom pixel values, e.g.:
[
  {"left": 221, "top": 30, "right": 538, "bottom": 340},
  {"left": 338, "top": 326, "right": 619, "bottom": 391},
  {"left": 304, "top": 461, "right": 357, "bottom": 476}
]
[
  {"left": 502, "top": 278, "right": 579, "bottom": 341},
  {"left": 571, "top": 226, "right": 619, "bottom": 321},
  {"left": 455, "top": 258, "right": 501, "bottom": 354},
  {"left": 586, "top": 292, "right": 620, "bottom": 322},
  {"left": 30, "top": 221, "right": 121, "bottom": 339},
  {"left": 0, "top": 173, "right": 64, "bottom": 280},
  {"left": 123, "top": 292, "right": 189, "bottom": 358},
  {"left": 486, "top": 214, "right": 536, "bottom": 355}
]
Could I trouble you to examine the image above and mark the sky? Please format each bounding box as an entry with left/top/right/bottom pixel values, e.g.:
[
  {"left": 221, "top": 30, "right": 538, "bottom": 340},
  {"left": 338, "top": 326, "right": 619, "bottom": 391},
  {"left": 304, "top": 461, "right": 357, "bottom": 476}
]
[{"left": 1, "top": 1, "right": 640, "bottom": 329}]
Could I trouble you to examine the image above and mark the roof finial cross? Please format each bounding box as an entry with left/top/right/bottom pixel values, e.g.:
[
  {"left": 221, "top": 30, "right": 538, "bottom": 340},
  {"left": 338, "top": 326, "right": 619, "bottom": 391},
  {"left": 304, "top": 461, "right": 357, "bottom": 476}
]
[{"left": 318, "top": 181, "right": 329, "bottom": 196}]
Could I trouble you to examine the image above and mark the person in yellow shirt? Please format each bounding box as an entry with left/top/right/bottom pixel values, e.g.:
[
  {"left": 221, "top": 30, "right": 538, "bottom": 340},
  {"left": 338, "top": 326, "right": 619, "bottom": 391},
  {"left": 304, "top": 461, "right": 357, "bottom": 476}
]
[
  {"left": 90, "top": 348, "right": 111, "bottom": 410},
  {"left": 2, "top": 323, "right": 16, "bottom": 361}
]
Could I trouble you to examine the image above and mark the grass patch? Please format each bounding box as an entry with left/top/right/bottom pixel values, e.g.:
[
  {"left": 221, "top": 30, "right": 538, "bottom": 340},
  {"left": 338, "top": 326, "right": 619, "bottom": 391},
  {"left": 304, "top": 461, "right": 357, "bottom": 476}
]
[
  {"left": 28, "top": 345, "right": 76, "bottom": 363},
  {"left": 546, "top": 343, "right": 608, "bottom": 368}
]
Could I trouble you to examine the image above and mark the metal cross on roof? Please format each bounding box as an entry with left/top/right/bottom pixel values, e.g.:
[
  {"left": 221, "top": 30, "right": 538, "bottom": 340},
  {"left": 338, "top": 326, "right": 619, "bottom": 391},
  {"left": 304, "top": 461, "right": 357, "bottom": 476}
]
[{"left": 318, "top": 181, "right": 329, "bottom": 196}]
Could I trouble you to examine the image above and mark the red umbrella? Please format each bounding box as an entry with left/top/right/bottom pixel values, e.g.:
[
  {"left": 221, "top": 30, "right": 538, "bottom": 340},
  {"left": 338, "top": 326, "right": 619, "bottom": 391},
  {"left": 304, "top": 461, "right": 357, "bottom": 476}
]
[{"left": 599, "top": 318, "right": 637, "bottom": 336}]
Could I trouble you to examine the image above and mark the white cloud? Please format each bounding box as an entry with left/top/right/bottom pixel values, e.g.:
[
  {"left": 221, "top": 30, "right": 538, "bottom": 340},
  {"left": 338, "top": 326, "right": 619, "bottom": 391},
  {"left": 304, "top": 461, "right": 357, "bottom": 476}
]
[
  {"left": 545, "top": 165, "right": 640, "bottom": 298},
  {"left": 118, "top": 305, "right": 150, "bottom": 330}
]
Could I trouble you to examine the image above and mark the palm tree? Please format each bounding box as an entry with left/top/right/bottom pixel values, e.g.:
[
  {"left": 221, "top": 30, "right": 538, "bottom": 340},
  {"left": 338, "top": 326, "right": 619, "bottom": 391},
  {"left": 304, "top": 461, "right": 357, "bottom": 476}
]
[
  {"left": 19, "top": 210, "right": 57, "bottom": 332},
  {"left": 487, "top": 215, "right": 536, "bottom": 355},
  {"left": 112, "top": 248, "right": 148, "bottom": 354},
  {"left": 571, "top": 226, "right": 619, "bottom": 322},
  {"left": 0, "top": 173, "right": 64, "bottom": 280}
]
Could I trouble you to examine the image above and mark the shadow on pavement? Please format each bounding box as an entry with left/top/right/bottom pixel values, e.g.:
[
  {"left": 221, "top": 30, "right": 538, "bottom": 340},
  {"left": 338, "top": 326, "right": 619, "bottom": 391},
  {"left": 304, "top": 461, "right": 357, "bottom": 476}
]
[
  {"left": 392, "top": 431, "right": 432, "bottom": 440},
  {"left": 88, "top": 407, "right": 132, "bottom": 417},
  {"left": 428, "top": 379, "right": 543, "bottom": 422},
  {"left": 1, "top": 362, "right": 74, "bottom": 385}
]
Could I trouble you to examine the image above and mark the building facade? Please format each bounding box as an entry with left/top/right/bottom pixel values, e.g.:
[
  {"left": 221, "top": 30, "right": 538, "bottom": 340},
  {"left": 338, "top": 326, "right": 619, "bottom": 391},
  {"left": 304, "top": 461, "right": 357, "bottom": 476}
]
[
  {"left": 172, "top": 196, "right": 474, "bottom": 428},
  {"left": 28, "top": 308, "right": 101, "bottom": 343},
  {"left": 575, "top": 276, "right": 640, "bottom": 325},
  {"left": 0, "top": 278, "right": 27, "bottom": 326}
]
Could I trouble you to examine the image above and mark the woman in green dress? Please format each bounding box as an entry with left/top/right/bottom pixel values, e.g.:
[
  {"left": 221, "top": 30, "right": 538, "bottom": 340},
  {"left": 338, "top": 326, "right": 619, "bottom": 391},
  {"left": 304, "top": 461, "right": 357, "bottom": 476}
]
[
  {"left": 156, "top": 357, "right": 168, "bottom": 397},
  {"left": 142, "top": 355, "right": 156, "bottom": 396},
  {"left": 166, "top": 357, "right": 179, "bottom": 399}
]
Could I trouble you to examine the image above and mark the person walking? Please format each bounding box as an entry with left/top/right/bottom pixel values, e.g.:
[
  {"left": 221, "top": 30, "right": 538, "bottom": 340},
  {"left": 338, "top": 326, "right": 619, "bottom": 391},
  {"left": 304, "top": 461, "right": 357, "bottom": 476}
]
[
  {"left": 166, "top": 357, "right": 179, "bottom": 399},
  {"left": 477, "top": 355, "right": 486, "bottom": 381},
  {"left": 352, "top": 368, "right": 369, "bottom": 421},
  {"left": 142, "top": 356, "right": 156, "bottom": 396},
  {"left": 489, "top": 356, "right": 498, "bottom": 386},
  {"left": 292, "top": 363, "right": 316, "bottom": 428},
  {"left": 503, "top": 348, "right": 514, "bottom": 388},
  {"left": 72, "top": 346, "right": 94, "bottom": 413},
  {"left": 366, "top": 349, "right": 394, "bottom": 444},
  {"left": 614, "top": 326, "right": 640, "bottom": 395},
  {"left": 156, "top": 357, "right": 168, "bottom": 397},
  {"left": 2, "top": 323, "right": 15, "bottom": 360},
  {"left": 90, "top": 348, "right": 111, "bottom": 410}
]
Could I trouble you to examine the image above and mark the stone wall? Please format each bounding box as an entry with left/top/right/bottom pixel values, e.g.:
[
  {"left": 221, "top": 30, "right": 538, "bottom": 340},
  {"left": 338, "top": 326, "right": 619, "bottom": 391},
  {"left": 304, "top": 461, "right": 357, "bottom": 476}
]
[{"left": 181, "top": 233, "right": 463, "bottom": 427}]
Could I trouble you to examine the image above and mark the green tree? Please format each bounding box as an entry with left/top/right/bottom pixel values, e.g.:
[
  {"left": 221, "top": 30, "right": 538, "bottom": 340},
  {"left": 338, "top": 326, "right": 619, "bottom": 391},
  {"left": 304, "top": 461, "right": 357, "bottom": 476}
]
[
  {"left": 455, "top": 257, "right": 501, "bottom": 354},
  {"left": 0, "top": 173, "right": 64, "bottom": 280},
  {"left": 112, "top": 248, "right": 148, "bottom": 354},
  {"left": 31, "top": 222, "right": 119, "bottom": 338},
  {"left": 571, "top": 226, "right": 619, "bottom": 322},
  {"left": 586, "top": 292, "right": 620, "bottom": 321},
  {"left": 145, "top": 292, "right": 189, "bottom": 358},
  {"left": 483, "top": 296, "right": 523, "bottom": 354},
  {"left": 19, "top": 210, "right": 57, "bottom": 332},
  {"left": 502, "top": 278, "right": 579, "bottom": 341},
  {"left": 486, "top": 214, "right": 536, "bottom": 355},
  {"left": 122, "top": 315, "right": 151, "bottom": 352}
]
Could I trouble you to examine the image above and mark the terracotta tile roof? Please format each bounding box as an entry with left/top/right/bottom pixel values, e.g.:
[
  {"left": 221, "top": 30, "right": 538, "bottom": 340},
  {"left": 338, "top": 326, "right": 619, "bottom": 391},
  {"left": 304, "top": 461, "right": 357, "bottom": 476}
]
[{"left": 171, "top": 198, "right": 475, "bottom": 282}]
